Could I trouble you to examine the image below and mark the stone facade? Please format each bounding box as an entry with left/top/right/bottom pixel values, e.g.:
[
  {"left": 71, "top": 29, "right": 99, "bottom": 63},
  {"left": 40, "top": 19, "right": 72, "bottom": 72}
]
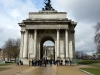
[{"left": 18, "top": 10, "right": 77, "bottom": 65}]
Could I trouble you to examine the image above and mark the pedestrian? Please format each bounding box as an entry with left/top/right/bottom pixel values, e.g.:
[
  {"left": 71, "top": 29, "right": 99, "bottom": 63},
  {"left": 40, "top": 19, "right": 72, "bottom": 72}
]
[
  {"left": 58, "top": 59, "right": 60, "bottom": 65},
  {"left": 19, "top": 60, "right": 21, "bottom": 65},
  {"left": 44, "top": 59, "right": 46, "bottom": 67},
  {"left": 54, "top": 60, "right": 56, "bottom": 65},
  {"left": 34, "top": 59, "right": 37, "bottom": 67},
  {"left": 65, "top": 59, "right": 68, "bottom": 66},
  {"left": 61, "top": 60, "right": 63, "bottom": 65},
  {"left": 32, "top": 59, "right": 34, "bottom": 66},
  {"left": 56, "top": 60, "right": 58, "bottom": 66},
  {"left": 36, "top": 59, "right": 39, "bottom": 66},
  {"left": 39, "top": 59, "right": 42, "bottom": 66},
  {"left": 21, "top": 61, "right": 23, "bottom": 65},
  {"left": 16, "top": 61, "right": 19, "bottom": 66},
  {"left": 38, "top": 59, "right": 40, "bottom": 66},
  {"left": 69, "top": 59, "right": 72, "bottom": 66},
  {"left": 50, "top": 59, "right": 52, "bottom": 66}
]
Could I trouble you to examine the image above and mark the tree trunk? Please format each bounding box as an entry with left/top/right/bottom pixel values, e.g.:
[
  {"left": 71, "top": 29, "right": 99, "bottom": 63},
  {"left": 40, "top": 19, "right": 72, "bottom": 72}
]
[{"left": 15, "top": 57, "right": 16, "bottom": 62}]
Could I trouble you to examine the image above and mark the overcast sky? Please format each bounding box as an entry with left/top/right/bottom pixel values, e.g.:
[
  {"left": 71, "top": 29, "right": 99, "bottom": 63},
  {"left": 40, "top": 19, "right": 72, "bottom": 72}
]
[{"left": 0, "top": 0, "right": 100, "bottom": 55}]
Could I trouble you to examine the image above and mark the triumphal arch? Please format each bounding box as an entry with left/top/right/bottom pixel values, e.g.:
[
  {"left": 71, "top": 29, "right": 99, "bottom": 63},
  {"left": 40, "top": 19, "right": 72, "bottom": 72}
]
[{"left": 19, "top": 0, "right": 77, "bottom": 64}]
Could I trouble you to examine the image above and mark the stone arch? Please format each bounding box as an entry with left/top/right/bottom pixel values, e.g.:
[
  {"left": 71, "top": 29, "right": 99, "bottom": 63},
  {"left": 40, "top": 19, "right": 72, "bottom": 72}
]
[{"left": 40, "top": 36, "right": 55, "bottom": 59}]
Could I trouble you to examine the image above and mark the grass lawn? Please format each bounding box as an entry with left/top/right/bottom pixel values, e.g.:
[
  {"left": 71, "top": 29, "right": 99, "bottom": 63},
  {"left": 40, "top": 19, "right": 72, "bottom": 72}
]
[
  {"left": 0, "top": 63, "right": 15, "bottom": 66},
  {"left": 78, "top": 60, "right": 100, "bottom": 75},
  {"left": 0, "top": 63, "right": 15, "bottom": 71},
  {"left": 0, "top": 68, "right": 6, "bottom": 71},
  {"left": 90, "top": 63, "right": 100, "bottom": 68},
  {"left": 78, "top": 60, "right": 100, "bottom": 65},
  {"left": 81, "top": 68, "right": 100, "bottom": 75}
]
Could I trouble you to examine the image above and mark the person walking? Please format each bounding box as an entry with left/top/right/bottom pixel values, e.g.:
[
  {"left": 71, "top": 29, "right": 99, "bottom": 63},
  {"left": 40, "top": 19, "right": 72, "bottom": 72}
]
[
  {"left": 32, "top": 59, "right": 34, "bottom": 66},
  {"left": 34, "top": 59, "right": 37, "bottom": 67},
  {"left": 29, "top": 59, "right": 31, "bottom": 66},
  {"left": 19, "top": 60, "right": 21, "bottom": 65},
  {"left": 37, "top": 59, "right": 39, "bottom": 66},
  {"left": 65, "top": 59, "right": 68, "bottom": 66},
  {"left": 69, "top": 59, "right": 72, "bottom": 66},
  {"left": 61, "top": 60, "right": 63, "bottom": 65},
  {"left": 50, "top": 59, "right": 52, "bottom": 66},
  {"left": 44, "top": 59, "right": 46, "bottom": 67},
  {"left": 56, "top": 60, "right": 58, "bottom": 66}
]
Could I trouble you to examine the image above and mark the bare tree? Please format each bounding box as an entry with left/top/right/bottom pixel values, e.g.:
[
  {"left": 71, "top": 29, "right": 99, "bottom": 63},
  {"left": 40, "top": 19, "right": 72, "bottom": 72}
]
[
  {"left": 75, "top": 51, "right": 87, "bottom": 59},
  {"left": 94, "top": 23, "right": 100, "bottom": 54},
  {"left": 2, "top": 38, "right": 20, "bottom": 62}
]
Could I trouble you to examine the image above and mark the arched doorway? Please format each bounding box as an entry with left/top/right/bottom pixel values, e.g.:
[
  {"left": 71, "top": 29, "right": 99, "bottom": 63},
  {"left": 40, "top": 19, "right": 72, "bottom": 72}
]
[{"left": 40, "top": 36, "right": 55, "bottom": 60}]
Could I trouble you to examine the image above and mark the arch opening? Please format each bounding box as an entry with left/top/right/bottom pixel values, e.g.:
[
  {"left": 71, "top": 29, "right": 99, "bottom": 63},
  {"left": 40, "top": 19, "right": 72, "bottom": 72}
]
[{"left": 40, "top": 36, "right": 55, "bottom": 60}]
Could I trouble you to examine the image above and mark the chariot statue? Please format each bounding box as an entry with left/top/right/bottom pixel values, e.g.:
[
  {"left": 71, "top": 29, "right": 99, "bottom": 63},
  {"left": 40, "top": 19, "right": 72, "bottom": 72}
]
[{"left": 42, "top": 0, "right": 55, "bottom": 11}]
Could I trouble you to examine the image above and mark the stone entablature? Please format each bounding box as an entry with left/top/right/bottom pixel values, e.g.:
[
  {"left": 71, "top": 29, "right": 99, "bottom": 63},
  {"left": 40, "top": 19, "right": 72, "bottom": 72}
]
[
  {"left": 19, "top": 19, "right": 77, "bottom": 25},
  {"left": 19, "top": 18, "right": 77, "bottom": 30},
  {"left": 29, "top": 11, "right": 67, "bottom": 19},
  {"left": 25, "top": 25, "right": 68, "bottom": 29}
]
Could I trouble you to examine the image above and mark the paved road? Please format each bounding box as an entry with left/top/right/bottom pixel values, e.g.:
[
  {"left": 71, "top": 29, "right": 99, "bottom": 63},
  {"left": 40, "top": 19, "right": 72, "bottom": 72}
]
[
  {"left": 0, "top": 65, "right": 88, "bottom": 75},
  {"left": 16, "top": 65, "right": 88, "bottom": 75},
  {"left": 0, "top": 65, "right": 31, "bottom": 75}
]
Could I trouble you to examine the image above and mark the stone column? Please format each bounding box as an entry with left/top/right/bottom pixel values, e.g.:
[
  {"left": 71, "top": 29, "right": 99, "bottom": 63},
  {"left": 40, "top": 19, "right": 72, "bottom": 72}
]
[
  {"left": 45, "top": 49, "right": 47, "bottom": 59},
  {"left": 65, "top": 29, "right": 69, "bottom": 58},
  {"left": 20, "top": 31, "right": 25, "bottom": 58},
  {"left": 34, "top": 29, "right": 37, "bottom": 58},
  {"left": 71, "top": 30, "right": 75, "bottom": 59},
  {"left": 57, "top": 29, "right": 60, "bottom": 58},
  {"left": 24, "top": 30, "right": 28, "bottom": 58},
  {"left": 45, "top": 50, "right": 46, "bottom": 56}
]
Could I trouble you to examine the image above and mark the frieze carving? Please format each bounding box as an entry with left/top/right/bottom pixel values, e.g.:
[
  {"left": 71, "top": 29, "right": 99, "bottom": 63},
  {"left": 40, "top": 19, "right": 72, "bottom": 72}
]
[
  {"left": 24, "top": 22, "right": 69, "bottom": 25},
  {"left": 26, "top": 25, "right": 68, "bottom": 29}
]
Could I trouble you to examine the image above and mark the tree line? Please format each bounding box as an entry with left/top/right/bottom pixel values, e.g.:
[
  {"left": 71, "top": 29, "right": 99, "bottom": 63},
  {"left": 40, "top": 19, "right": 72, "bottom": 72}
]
[
  {"left": 2, "top": 38, "right": 20, "bottom": 62},
  {"left": 94, "top": 23, "right": 100, "bottom": 54}
]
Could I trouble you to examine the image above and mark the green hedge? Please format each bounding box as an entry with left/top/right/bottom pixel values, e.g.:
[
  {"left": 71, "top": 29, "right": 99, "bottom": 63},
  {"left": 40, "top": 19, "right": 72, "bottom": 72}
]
[{"left": 78, "top": 60, "right": 100, "bottom": 65}]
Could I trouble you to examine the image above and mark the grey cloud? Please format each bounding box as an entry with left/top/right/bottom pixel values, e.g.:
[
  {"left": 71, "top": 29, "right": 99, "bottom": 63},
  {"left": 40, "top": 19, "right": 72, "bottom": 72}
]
[
  {"left": 52, "top": 0, "right": 100, "bottom": 55},
  {"left": 53, "top": 0, "right": 100, "bottom": 23},
  {"left": 0, "top": 0, "right": 39, "bottom": 48}
]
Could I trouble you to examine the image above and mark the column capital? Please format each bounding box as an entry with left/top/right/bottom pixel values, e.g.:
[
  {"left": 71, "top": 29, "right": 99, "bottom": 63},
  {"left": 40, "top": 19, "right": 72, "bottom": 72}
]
[
  {"left": 20, "top": 30, "right": 25, "bottom": 33},
  {"left": 25, "top": 29, "right": 29, "bottom": 31},
  {"left": 34, "top": 29, "right": 37, "bottom": 32},
  {"left": 56, "top": 29, "right": 60, "bottom": 32},
  {"left": 65, "top": 28, "right": 69, "bottom": 30},
  {"left": 56, "top": 29, "right": 59, "bottom": 30},
  {"left": 71, "top": 30, "right": 75, "bottom": 34}
]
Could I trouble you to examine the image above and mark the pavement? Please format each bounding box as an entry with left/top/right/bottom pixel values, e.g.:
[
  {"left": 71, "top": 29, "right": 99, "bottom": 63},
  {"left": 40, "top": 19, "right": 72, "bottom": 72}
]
[
  {"left": 0, "top": 64, "right": 31, "bottom": 75},
  {"left": 0, "top": 64, "right": 89, "bottom": 75}
]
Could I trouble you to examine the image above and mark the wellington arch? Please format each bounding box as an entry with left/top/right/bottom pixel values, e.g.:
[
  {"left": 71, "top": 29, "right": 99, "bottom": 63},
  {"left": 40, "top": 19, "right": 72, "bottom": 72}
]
[
  {"left": 40, "top": 36, "right": 55, "bottom": 59},
  {"left": 18, "top": 1, "right": 77, "bottom": 65}
]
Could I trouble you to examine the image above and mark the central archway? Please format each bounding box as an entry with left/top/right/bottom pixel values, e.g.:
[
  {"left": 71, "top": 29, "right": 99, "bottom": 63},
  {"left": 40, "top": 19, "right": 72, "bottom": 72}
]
[{"left": 40, "top": 36, "right": 55, "bottom": 60}]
